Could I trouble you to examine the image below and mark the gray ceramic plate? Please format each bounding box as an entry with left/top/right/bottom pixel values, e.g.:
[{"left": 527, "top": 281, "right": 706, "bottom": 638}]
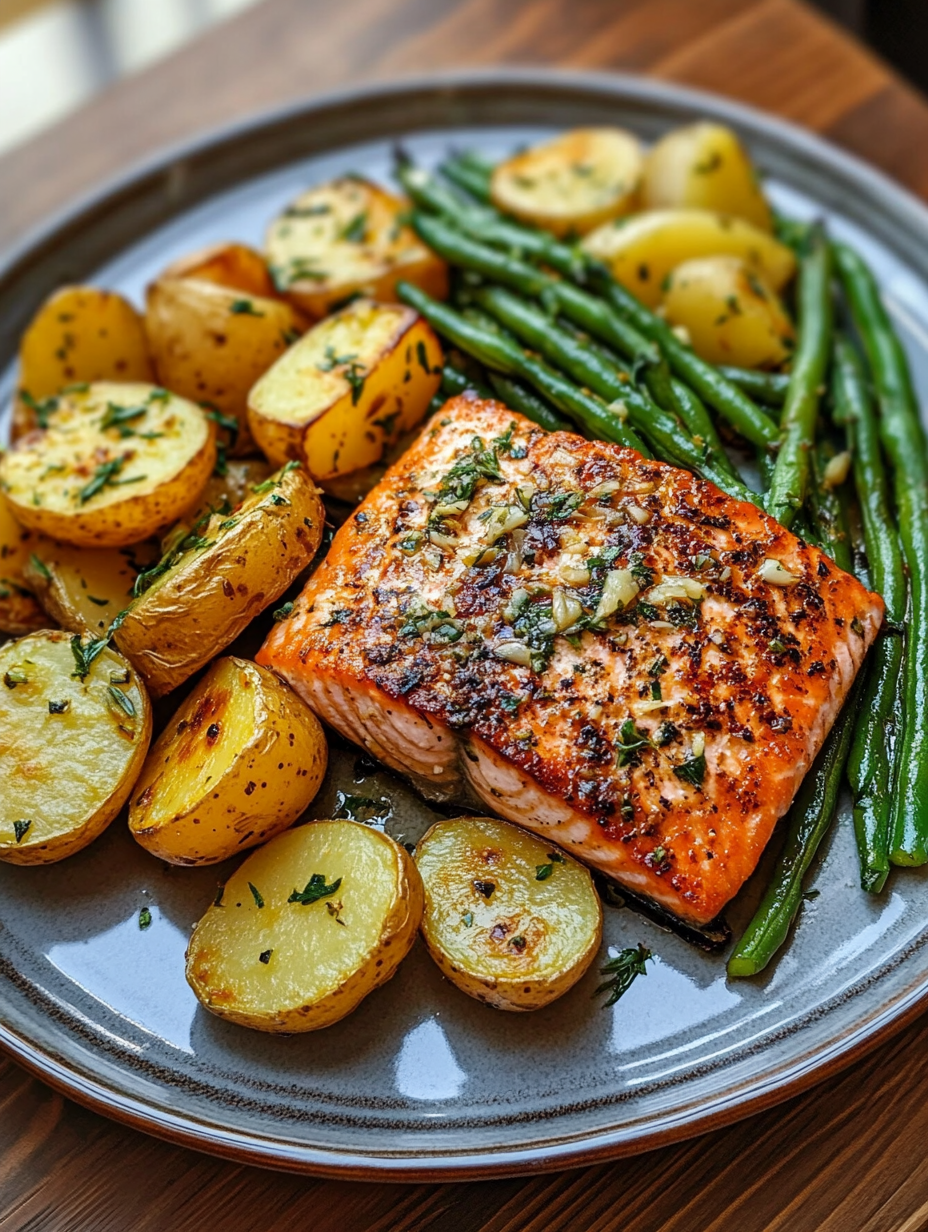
[{"left": 3, "top": 70, "right": 928, "bottom": 1181}]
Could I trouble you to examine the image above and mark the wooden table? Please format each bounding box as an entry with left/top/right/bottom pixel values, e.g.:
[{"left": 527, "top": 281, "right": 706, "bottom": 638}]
[{"left": 2, "top": 1, "right": 928, "bottom": 1228}]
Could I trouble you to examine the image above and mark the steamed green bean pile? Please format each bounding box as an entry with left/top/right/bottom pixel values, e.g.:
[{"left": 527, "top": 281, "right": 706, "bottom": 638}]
[{"left": 395, "top": 146, "right": 928, "bottom": 977}]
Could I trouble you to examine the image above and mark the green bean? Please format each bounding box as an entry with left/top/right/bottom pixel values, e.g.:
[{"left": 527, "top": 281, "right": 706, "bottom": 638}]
[
  {"left": 831, "top": 335, "right": 907, "bottom": 890},
  {"left": 466, "top": 284, "right": 752, "bottom": 499},
  {"left": 764, "top": 225, "right": 833, "bottom": 528},
  {"left": 727, "top": 676, "right": 860, "bottom": 977},
  {"left": 668, "top": 380, "right": 744, "bottom": 484},
  {"left": 420, "top": 168, "right": 779, "bottom": 447},
  {"left": 835, "top": 242, "right": 928, "bottom": 866},
  {"left": 440, "top": 363, "right": 492, "bottom": 400},
  {"left": 809, "top": 443, "right": 853, "bottom": 574},
  {"left": 441, "top": 151, "right": 494, "bottom": 201},
  {"left": 717, "top": 367, "right": 789, "bottom": 407},
  {"left": 486, "top": 373, "right": 569, "bottom": 432},
  {"left": 395, "top": 280, "right": 648, "bottom": 453},
  {"left": 585, "top": 269, "right": 779, "bottom": 449},
  {"left": 396, "top": 157, "right": 587, "bottom": 282}
]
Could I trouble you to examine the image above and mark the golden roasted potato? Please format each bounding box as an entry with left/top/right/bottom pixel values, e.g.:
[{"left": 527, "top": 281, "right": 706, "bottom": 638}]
[
  {"left": 0, "top": 495, "right": 47, "bottom": 635},
  {"left": 129, "top": 657, "right": 327, "bottom": 865},
  {"left": 145, "top": 277, "right": 302, "bottom": 458},
  {"left": 247, "top": 298, "right": 442, "bottom": 477},
  {"left": 662, "top": 256, "right": 795, "bottom": 369},
  {"left": 158, "top": 242, "right": 278, "bottom": 297},
  {"left": 0, "top": 382, "right": 215, "bottom": 549},
  {"left": 23, "top": 539, "right": 158, "bottom": 636},
  {"left": 14, "top": 286, "right": 154, "bottom": 437},
  {"left": 642, "top": 122, "right": 772, "bottom": 230},
  {"left": 491, "top": 128, "right": 643, "bottom": 237},
  {"left": 265, "top": 175, "right": 448, "bottom": 319},
  {"left": 113, "top": 462, "right": 324, "bottom": 696},
  {"left": 186, "top": 820, "right": 424, "bottom": 1032},
  {"left": 0, "top": 630, "right": 151, "bottom": 864},
  {"left": 582, "top": 208, "right": 796, "bottom": 308},
  {"left": 415, "top": 816, "right": 602, "bottom": 1011}
]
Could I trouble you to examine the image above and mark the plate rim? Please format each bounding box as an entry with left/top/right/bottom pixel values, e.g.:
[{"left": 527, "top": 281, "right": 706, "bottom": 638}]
[{"left": 3, "top": 65, "right": 928, "bottom": 1180}]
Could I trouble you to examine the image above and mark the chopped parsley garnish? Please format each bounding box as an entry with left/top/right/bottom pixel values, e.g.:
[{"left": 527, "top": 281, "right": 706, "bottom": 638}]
[
  {"left": 616, "top": 718, "right": 650, "bottom": 767},
  {"left": 473, "top": 880, "right": 496, "bottom": 899},
  {"left": 316, "top": 345, "right": 358, "bottom": 372},
  {"left": 343, "top": 361, "right": 368, "bottom": 406},
  {"left": 48, "top": 699, "right": 70, "bottom": 714},
  {"left": 13, "top": 820, "right": 31, "bottom": 844},
  {"left": 461, "top": 912, "right": 474, "bottom": 928},
  {"left": 19, "top": 389, "right": 59, "bottom": 429},
  {"left": 213, "top": 885, "right": 225, "bottom": 907},
  {"left": 3, "top": 668, "right": 28, "bottom": 688},
  {"left": 535, "top": 853, "right": 564, "bottom": 881},
  {"left": 415, "top": 340, "right": 434, "bottom": 374},
  {"left": 79, "top": 456, "right": 129, "bottom": 504},
  {"left": 673, "top": 752, "right": 706, "bottom": 786},
  {"left": 648, "top": 654, "right": 668, "bottom": 677},
  {"left": 398, "top": 601, "right": 463, "bottom": 643},
  {"left": 427, "top": 435, "right": 505, "bottom": 524},
  {"left": 138, "top": 906, "right": 153, "bottom": 930},
  {"left": 229, "top": 299, "right": 264, "bottom": 316},
  {"left": 107, "top": 686, "right": 135, "bottom": 718},
  {"left": 288, "top": 874, "right": 342, "bottom": 905},
  {"left": 248, "top": 882, "right": 265, "bottom": 909},
  {"left": 29, "top": 554, "right": 51, "bottom": 581},
  {"left": 273, "top": 601, "right": 295, "bottom": 621},
  {"left": 252, "top": 459, "right": 300, "bottom": 495},
  {"left": 509, "top": 591, "right": 557, "bottom": 673},
  {"left": 99, "top": 401, "right": 147, "bottom": 436},
  {"left": 594, "top": 943, "right": 652, "bottom": 1007},
  {"left": 87, "top": 595, "right": 109, "bottom": 606},
  {"left": 70, "top": 635, "right": 107, "bottom": 680},
  {"left": 259, "top": 949, "right": 273, "bottom": 964},
  {"left": 339, "top": 211, "right": 368, "bottom": 243},
  {"left": 532, "top": 488, "right": 582, "bottom": 522},
  {"left": 650, "top": 680, "right": 662, "bottom": 701}
]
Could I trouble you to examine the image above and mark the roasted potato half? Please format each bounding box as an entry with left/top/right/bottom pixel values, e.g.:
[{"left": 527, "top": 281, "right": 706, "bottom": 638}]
[
  {"left": 0, "top": 630, "right": 151, "bottom": 864},
  {"left": 662, "top": 256, "right": 795, "bottom": 369},
  {"left": 14, "top": 286, "right": 154, "bottom": 438},
  {"left": 0, "top": 495, "right": 47, "bottom": 635},
  {"left": 158, "top": 241, "right": 278, "bottom": 298},
  {"left": 416, "top": 816, "right": 602, "bottom": 1011},
  {"left": 247, "top": 298, "right": 442, "bottom": 478},
  {"left": 145, "top": 277, "right": 302, "bottom": 457},
  {"left": 642, "top": 122, "right": 772, "bottom": 230},
  {"left": 186, "top": 820, "right": 424, "bottom": 1032},
  {"left": 113, "top": 462, "right": 324, "bottom": 696},
  {"left": 0, "top": 382, "right": 215, "bottom": 549},
  {"left": 129, "top": 657, "right": 326, "bottom": 865},
  {"left": 24, "top": 540, "right": 158, "bottom": 636},
  {"left": 582, "top": 208, "right": 796, "bottom": 308},
  {"left": 265, "top": 175, "right": 448, "bottom": 319},
  {"left": 491, "top": 128, "right": 643, "bottom": 237}
]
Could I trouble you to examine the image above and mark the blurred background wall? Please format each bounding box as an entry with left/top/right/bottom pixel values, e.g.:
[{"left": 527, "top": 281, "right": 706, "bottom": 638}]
[{"left": 0, "top": 0, "right": 925, "bottom": 159}]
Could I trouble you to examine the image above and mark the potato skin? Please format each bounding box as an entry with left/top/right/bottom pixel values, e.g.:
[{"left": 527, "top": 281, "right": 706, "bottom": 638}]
[
  {"left": 491, "top": 128, "right": 643, "bottom": 237},
  {"left": 0, "top": 630, "right": 151, "bottom": 865},
  {"left": 642, "top": 122, "right": 772, "bottom": 230},
  {"left": 129, "top": 656, "right": 327, "bottom": 865},
  {"left": 158, "top": 242, "right": 279, "bottom": 298},
  {"left": 24, "top": 540, "right": 158, "bottom": 636},
  {"left": 0, "top": 382, "right": 216, "bottom": 549},
  {"left": 186, "top": 820, "right": 424, "bottom": 1032},
  {"left": 416, "top": 816, "right": 603, "bottom": 1011},
  {"left": 14, "top": 286, "right": 154, "bottom": 438},
  {"left": 113, "top": 463, "right": 324, "bottom": 696},
  {"left": 0, "top": 495, "right": 48, "bottom": 635},
  {"left": 266, "top": 176, "right": 448, "bottom": 320},
  {"left": 145, "top": 277, "right": 302, "bottom": 457},
  {"left": 247, "top": 298, "right": 442, "bottom": 477},
  {"left": 582, "top": 208, "right": 796, "bottom": 308},
  {"left": 662, "top": 256, "right": 795, "bottom": 369}
]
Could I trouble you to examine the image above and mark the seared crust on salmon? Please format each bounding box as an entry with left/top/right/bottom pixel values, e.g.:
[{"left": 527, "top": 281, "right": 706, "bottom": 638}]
[{"left": 259, "top": 396, "right": 883, "bottom": 924}]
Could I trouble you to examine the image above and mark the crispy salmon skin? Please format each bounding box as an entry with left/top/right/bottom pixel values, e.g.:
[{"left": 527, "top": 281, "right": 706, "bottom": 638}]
[{"left": 259, "top": 396, "right": 883, "bottom": 925}]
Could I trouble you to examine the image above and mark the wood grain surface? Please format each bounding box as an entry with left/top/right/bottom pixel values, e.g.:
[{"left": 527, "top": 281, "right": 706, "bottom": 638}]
[{"left": 3, "top": 1, "right": 928, "bottom": 1229}]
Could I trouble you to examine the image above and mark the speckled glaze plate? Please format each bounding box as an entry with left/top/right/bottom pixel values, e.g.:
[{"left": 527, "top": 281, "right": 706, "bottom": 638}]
[{"left": 3, "top": 70, "right": 928, "bottom": 1180}]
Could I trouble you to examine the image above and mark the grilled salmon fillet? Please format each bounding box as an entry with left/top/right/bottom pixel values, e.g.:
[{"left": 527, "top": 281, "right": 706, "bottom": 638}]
[{"left": 259, "top": 397, "right": 883, "bottom": 925}]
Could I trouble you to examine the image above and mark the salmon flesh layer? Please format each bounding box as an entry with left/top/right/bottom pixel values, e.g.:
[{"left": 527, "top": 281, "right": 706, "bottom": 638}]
[{"left": 259, "top": 397, "right": 883, "bottom": 924}]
